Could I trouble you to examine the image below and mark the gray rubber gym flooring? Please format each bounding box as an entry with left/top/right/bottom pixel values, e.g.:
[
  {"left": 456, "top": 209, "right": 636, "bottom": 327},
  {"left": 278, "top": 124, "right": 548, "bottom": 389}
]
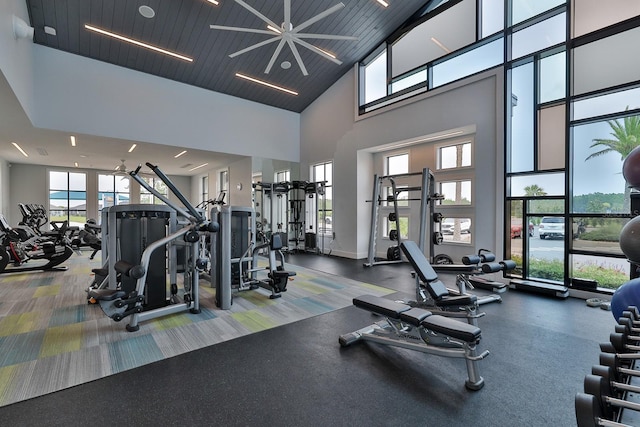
[{"left": 0, "top": 253, "right": 615, "bottom": 426}]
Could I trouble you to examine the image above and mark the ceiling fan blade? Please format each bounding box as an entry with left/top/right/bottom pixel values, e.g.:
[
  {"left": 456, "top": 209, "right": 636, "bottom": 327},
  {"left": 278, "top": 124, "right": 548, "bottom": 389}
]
[
  {"left": 209, "top": 25, "right": 276, "bottom": 35},
  {"left": 284, "top": 0, "right": 291, "bottom": 30},
  {"left": 264, "top": 39, "right": 287, "bottom": 74},
  {"left": 229, "top": 36, "right": 281, "bottom": 58},
  {"left": 293, "top": 38, "right": 343, "bottom": 65},
  {"left": 293, "top": 3, "right": 345, "bottom": 33},
  {"left": 296, "top": 33, "right": 359, "bottom": 41},
  {"left": 235, "top": 0, "right": 280, "bottom": 30},
  {"left": 286, "top": 39, "right": 308, "bottom": 76}
]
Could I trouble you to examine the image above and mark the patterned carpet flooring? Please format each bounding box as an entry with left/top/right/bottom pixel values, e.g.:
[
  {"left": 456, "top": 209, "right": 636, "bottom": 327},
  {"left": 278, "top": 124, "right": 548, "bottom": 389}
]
[{"left": 0, "top": 250, "right": 392, "bottom": 407}]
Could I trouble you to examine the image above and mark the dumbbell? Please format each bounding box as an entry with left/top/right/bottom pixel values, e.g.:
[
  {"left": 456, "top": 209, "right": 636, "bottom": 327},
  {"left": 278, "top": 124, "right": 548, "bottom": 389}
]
[
  {"left": 583, "top": 373, "right": 640, "bottom": 423},
  {"left": 600, "top": 352, "right": 640, "bottom": 380}
]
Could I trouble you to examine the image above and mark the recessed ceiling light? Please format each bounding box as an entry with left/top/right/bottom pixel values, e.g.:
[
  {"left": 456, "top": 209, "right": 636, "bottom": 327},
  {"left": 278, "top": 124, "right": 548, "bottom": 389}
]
[
  {"left": 189, "top": 163, "right": 209, "bottom": 171},
  {"left": 11, "top": 142, "right": 28, "bottom": 157},
  {"left": 138, "top": 5, "right": 155, "bottom": 19},
  {"left": 376, "top": 0, "right": 389, "bottom": 7},
  {"left": 128, "top": 143, "right": 137, "bottom": 153},
  {"left": 235, "top": 73, "right": 298, "bottom": 96},
  {"left": 70, "top": 135, "right": 76, "bottom": 146},
  {"left": 74, "top": 162, "right": 79, "bottom": 168},
  {"left": 44, "top": 26, "right": 57, "bottom": 36},
  {"left": 206, "top": 0, "right": 219, "bottom": 5},
  {"left": 281, "top": 61, "right": 291, "bottom": 69},
  {"left": 84, "top": 24, "right": 193, "bottom": 62},
  {"left": 174, "top": 150, "right": 187, "bottom": 158}
]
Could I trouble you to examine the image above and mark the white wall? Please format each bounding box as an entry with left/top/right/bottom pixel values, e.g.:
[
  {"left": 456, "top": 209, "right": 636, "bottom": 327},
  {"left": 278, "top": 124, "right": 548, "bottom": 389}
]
[
  {"left": 28, "top": 46, "right": 301, "bottom": 162},
  {"left": 300, "top": 67, "right": 504, "bottom": 259}
]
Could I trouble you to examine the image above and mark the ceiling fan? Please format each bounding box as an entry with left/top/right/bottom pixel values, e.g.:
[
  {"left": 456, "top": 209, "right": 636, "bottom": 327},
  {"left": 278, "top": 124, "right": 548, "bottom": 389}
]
[
  {"left": 112, "top": 159, "right": 129, "bottom": 176},
  {"left": 210, "top": 0, "right": 358, "bottom": 76}
]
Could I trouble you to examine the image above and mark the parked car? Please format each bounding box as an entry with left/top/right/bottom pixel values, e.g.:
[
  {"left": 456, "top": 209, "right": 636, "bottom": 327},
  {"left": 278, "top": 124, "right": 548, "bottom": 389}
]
[
  {"left": 441, "top": 218, "right": 471, "bottom": 234},
  {"left": 539, "top": 216, "right": 564, "bottom": 239}
]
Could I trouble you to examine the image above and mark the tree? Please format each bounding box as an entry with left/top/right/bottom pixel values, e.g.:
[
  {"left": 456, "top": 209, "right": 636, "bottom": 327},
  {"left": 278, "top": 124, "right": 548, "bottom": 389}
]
[
  {"left": 524, "top": 184, "right": 547, "bottom": 196},
  {"left": 587, "top": 112, "right": 640, "bottom": 211}
]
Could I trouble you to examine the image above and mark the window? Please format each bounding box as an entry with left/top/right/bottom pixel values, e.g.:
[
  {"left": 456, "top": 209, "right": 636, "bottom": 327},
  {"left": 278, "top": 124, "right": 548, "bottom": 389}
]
[
  {"left": 432, "top": 37, "right": 504, "bottom": 88},
  {"left": 391, "top": 0, "right": 476, "bottom": 79},
  {"left": 48, "top": 171, "right": 87, "bottom": 228},
  {"left": 571, "top": 115, "right": 638, "bottom": 214},
  {"left": 439, "top": 180, "right": 472, "bottom": 205},
  {"left": 437, "top": 141, "right": 472, "bottom": 170},
  {"left": 140, "top": 176, "right": 168, "bottom": 204},
  {"left": 511, "top": 12, "right": 566, "bottom": 61},
  {"left": 312, "top": 161, "right": 332, "bottom": 235},
  {"left": 98, "top": 174, "right": 130, "bottom": 211},
  {"left": 481, "top": 0, "right": 504, "bottom": 38},
  {"left": 511, "top": 0, "right": 565, "bottom": 26},
  {"left": 573, "top": 86, "right": 640, "bottom": 121},
  {"left": 509, "top": 62, "right": 535, "bottom": 173},
  {"left": 202, "top": 176, "right": 209, "bottom": 204},
  {"left": 363, "top": 49, "right": 387, "bottom": 104},
  {"left": 275, "top": 170, "right": 290, "bottom": 183},
  {"left": 218, "top": 169, "right": 229, "bottom": 195},
  {"left": 539, "top": 51, "right": 566, "bottom": 104}
]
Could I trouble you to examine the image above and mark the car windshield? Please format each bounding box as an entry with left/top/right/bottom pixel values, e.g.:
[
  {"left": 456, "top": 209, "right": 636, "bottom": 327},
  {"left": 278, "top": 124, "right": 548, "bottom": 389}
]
[{"left": 542, "top": 217, "right": 563, "bottom": 223}]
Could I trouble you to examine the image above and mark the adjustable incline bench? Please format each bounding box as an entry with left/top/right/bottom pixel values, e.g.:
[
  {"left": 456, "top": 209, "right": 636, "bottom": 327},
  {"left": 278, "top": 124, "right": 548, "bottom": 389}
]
[
  {"left": 399, "top": 240, "right": 485, "bottom": 326},
  {"left": 431, "top": 248, "right": 516, "bottom": 305},
  {"left": 339, "top": 294, "right": 489, "bottom": 390}
]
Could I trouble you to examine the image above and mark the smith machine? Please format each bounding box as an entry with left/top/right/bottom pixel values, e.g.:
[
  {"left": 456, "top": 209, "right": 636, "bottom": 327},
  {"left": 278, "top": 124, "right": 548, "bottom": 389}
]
[{"left": 364, "top": 167, "right": 444, "bottom": 267}]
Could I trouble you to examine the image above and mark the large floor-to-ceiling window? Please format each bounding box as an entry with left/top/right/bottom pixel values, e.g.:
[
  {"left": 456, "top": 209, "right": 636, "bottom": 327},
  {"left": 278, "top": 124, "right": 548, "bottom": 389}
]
[
  {"left": 357, "top": 0, "right": 640, "bottom": 293},
  {"left": 48, "top": 170, "right": 87, "bottom": 228}
]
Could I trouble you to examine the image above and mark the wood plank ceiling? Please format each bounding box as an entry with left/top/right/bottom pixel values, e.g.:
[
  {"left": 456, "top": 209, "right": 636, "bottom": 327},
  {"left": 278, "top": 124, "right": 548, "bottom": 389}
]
[{"left": 25, "top": 0, "right": 432, "bottom": 113}]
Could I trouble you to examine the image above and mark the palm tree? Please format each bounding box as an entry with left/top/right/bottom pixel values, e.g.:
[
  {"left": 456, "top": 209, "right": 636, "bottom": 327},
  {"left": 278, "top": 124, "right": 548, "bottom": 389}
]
[
  {"left": 587, "top": 112, "right": 640, "bottom": 211},
  {"left": 524, "top": 184, "right": 547, "bottom": 196}
]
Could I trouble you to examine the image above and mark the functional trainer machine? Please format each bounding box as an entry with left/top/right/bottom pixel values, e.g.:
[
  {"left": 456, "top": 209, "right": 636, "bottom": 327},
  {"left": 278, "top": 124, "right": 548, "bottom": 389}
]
[
  {"left": 339, "top": 294, "right": 489, "bottom": 391},
  {"left": 88, "top": 163, "right": 217, "bottom": 331}
]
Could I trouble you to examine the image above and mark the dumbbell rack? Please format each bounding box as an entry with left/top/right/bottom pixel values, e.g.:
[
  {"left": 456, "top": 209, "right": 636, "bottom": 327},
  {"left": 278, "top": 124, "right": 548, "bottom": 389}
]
[{"left": 575, "top": 305, "right": 640, "bottom": 426}]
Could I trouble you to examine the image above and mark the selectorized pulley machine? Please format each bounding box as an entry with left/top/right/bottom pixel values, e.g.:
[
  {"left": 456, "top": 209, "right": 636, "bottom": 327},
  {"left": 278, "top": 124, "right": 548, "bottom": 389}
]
[{"left": 88, "top": 163, "right": 218, "bottom": 332}]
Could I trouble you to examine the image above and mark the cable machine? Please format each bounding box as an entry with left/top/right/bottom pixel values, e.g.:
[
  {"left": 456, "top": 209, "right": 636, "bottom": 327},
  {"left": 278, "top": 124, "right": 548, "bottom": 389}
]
[
  {"left": 364, "top": 167, "right": 441, "bottom": 267},
  {"left": 252, "top": 181, "right": 289, "bottom": 249}
]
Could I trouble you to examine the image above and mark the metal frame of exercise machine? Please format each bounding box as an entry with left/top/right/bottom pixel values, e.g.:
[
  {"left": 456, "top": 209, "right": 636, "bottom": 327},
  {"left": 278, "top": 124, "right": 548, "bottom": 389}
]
[
  {"left": 88, "top": 163, "right": 217, "bottom": 331},
  {"left": 339, "top": 294, "right": 489, "bottom": 391},
  {"left": 364, "top": 167, "right": 439, "bottom": 267}
]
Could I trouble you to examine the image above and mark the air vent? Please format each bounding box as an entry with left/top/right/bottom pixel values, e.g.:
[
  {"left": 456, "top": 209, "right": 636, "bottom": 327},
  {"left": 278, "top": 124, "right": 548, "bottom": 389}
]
[
  {"left": 36, "top": 148, "right": 49, "bottom": 156},
  {"left": 180, "top": 163, "right": 193, "bottom": 169}
]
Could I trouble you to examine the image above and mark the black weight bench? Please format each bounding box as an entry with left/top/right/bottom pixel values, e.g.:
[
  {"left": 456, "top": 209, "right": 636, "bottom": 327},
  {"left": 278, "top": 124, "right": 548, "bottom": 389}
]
[
  {"left": 399, "top": 240, "right": 485, "bottom": 326},
  {"left": 353, "top": 294, "right": 481, "bottom": 343},
  {"left": 340, "top": 294, "right": 488, "bottom": 391}
]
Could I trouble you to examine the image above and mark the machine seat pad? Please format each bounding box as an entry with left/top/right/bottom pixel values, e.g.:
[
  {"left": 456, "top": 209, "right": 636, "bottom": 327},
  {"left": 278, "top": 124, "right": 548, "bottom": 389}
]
[
  {"left": 353, "top": 295, "right": 410, "bottom": 319},
  {"left": 92, "top": 268, "right": 109, "bottom": 276},
  {"left": 422, "top": 315, "right": 481, "bottom": 342},
  {"left": 87, "top": 289, "right": 126, "bottom": 301},
  {"left": 273, "top": 270, "right": 296, "bottom": 278},
  {"left": 436, "top": 294, "right": 477, "bottom": 307},
  {"left": 399, "top": 307, "right": 432, "bottom": 326}
]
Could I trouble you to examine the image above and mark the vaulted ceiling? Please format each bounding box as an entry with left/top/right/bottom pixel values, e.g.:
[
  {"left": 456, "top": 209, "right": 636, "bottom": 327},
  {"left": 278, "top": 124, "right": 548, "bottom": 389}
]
[{"left": 26, "top": 0, "right": 431, "bottom": 113}]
